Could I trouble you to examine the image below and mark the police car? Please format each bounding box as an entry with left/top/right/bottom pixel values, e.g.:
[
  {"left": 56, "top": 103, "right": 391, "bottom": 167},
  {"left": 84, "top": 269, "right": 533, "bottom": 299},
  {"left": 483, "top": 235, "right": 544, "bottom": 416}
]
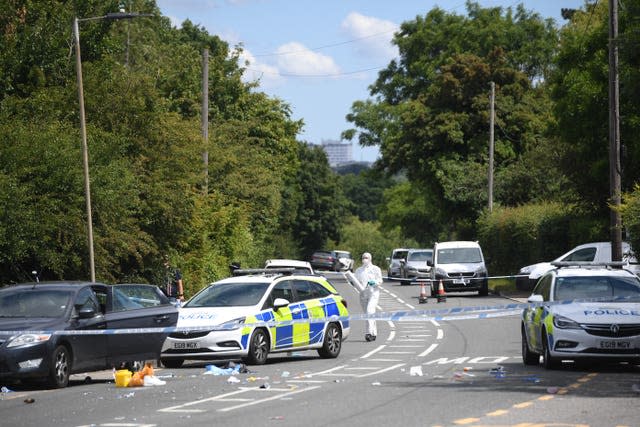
[
  {"left": 521, "top": 262, "right": 640, "bottom": 369},
  {"left": 160, "top": 269, "right": 350, "bottom": 368}
]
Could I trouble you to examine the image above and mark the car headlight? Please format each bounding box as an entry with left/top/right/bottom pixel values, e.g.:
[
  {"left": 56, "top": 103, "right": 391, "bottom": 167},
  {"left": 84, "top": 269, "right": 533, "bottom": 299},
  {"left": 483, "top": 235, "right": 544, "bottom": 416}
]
[
  {"left": 219, "top": 317, "right": 246, "bottom": 331},
  {"left": 475, "top": 267, "right": 487, "bottom": 277},
  {"left": 7, "top": 333, "right": 52, "bottom": 348},
  {"left": 553, "top": 315, "right": 582, "bottom": 329}
]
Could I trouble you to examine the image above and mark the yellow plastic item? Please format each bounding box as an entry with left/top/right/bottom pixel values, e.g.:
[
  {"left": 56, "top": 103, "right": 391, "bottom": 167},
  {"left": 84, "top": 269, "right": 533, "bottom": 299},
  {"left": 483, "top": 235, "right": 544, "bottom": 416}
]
[{"left": 114, "top": 369, "right": 132, "bottom": 387}]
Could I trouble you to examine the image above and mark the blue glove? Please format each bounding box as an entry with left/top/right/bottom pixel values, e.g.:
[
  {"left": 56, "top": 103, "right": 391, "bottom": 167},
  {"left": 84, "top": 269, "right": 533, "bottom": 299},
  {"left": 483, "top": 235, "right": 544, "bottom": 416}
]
[{"left": 367, "top": 280, "right": 376, "bottom": 286}]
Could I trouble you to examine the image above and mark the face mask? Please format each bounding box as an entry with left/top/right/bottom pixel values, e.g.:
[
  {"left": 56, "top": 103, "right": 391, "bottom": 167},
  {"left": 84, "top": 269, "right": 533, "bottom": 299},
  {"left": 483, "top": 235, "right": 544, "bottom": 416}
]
[{"left": 362, "top": 258, "right": 371, "bottom": 267}]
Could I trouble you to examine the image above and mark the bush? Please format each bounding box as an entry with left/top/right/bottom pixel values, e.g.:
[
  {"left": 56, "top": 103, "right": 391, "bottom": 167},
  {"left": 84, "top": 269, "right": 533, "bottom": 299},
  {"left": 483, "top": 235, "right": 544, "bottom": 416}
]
[
  {"left": 477, "top": 202, "right": 607, "bottom": 275},
  {"left": 621, "top": 184, "right": 640, "bottom": 255}
]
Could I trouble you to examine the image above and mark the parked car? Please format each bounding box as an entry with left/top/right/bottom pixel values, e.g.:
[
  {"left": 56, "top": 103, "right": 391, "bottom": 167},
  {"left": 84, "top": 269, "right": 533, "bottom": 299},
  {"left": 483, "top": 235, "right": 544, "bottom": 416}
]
[
  {"left": 265, "top": 259, "right": 315, "bottom": 275},
  {"left": 516, "top": 241, "right": 640, "bottom": 291},
  {"left": 334, "top": 250, "right": 354, "bottom": 271},
  {"left": 386, "top": 248, "right": 409, "bottom": 278},
  {"left": 0, "top": 282, "right": 178, "bottom": 388},
  {"left": 399, "top": 249, "right": 432, "bottom": 282},
  {"left": 310, "top": 250, "right": 353, "bottom": 272},
  {"left": 521, "top": 262, "right": 640, "bottom": 369},
  {"left": 428, "top": 241, "right": 489, "bottom": 296},
  {"left": 160, "top": 269, "right": 350, "bottom": 367}
]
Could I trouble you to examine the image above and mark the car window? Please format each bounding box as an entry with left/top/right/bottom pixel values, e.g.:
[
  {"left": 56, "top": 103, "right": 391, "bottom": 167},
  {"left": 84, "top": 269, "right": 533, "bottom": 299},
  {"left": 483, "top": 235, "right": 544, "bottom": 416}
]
[
  {"left": 438, "top": 248, "right": 482, "bottom": 263},
  {"left": 75, "top": 287, "right": 100, "bottom": 314},
  {"left": 554, "top": 276, "right": 640, "bottom": 301},
  {"left": 408, "top": 251, "right": 432, "bottom": 262},
  {"left": 562, "top": 247, "right": 597, "bottom": 262},
  {"left": 292, "top": 280, "right": 315, "bottom": 301},
  {"left": 111, "top": 285, "right": 167, "bottom": 312},
  {"left": 309, "top": 281, "right": 332, "bottom": 298},
  {"left": 186, "top": 282, "right": 270, "bottom": 307},
  {"left": 270, "top": 280, "right": 294, "bottom": 302},
  {"left": 535, "top": 274, "right": 552, "bottom": 301},
  {"left": 392, "top": 251, "right": 408, "bottom": 260},
  {"left": 0, "top": 289, "right": 72, "bottom": 318}
]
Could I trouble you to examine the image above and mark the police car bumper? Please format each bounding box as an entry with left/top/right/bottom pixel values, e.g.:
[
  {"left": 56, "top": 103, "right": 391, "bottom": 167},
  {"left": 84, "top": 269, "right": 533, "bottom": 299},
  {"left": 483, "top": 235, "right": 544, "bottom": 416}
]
[
  {"left": 549, "top": 328, "right": 640, "bottom": 361},
  {"left": 161, "top": 329, "right": 248, "bottom": 359}
]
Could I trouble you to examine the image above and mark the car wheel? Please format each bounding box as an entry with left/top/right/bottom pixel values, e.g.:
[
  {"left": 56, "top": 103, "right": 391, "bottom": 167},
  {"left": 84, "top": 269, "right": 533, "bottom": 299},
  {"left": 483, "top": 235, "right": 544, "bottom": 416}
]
[
  {"left": 48, "top": 345, "right": 70, "bottom": 388},
  {"left": 521, "top": 325, "right": 540, "bottom": 365},
  {"left": 542, "top": 330, "right": 559, "bottom": 370},
  {"left": 318, "top": 323, "right": 342, "bottom": 358},
  {"left": 243, "top": 328, "right": 269, "bottom": 365},
  {"left": 161, "top": 358, "right": 184, "bottom": 369}
]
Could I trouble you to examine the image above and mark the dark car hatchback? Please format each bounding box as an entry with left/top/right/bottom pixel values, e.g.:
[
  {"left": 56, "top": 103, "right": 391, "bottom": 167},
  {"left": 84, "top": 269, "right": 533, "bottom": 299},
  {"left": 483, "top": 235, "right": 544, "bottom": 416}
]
[{"left": 0, "top": 282, "right": 178, "bottom": 388}]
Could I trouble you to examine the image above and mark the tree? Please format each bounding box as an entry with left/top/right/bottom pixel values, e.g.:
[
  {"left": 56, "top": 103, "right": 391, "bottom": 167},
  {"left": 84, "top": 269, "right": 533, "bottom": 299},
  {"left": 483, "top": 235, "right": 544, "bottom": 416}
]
[{"left": 344, "top": 2, "right": 559, "bottom": 236}]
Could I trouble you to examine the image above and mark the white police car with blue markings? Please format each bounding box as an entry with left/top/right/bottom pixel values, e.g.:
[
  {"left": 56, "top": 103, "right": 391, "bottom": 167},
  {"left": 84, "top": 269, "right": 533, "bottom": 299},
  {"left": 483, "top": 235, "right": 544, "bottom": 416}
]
[
  {"left": 160, "top": 269, "right": 350, "bottom": 368},
  {"left": 521, "top": 262, "right": 640, "bottom": 369}
]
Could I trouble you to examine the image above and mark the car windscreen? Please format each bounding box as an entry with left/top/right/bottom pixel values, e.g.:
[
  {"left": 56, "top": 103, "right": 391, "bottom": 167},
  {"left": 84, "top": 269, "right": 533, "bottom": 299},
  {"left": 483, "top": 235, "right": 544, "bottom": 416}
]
[
  {"left": 437, "top": 248, "right": 482, "bottom": 264},
  {"left": 554, "top": 276, "right": 640, "bottom": 301},
  {"left": 185, "top": 282, "right": 271, "bottom": 307},
  {"left": 392, "top": 251, "right": 408, "bottom": 260},
  {"left": 408, "top": 251, "right": 432, "bottom": 262},
  {"left": 0, "top": 289, "right": 72, "bottom": 318}
]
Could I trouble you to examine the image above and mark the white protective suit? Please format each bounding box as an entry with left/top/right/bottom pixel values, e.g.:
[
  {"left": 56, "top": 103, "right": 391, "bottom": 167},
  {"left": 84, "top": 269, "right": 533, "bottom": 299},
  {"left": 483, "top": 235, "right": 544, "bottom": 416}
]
[{"left": 354, "top": 252, "right": 383, "bottom": 340}]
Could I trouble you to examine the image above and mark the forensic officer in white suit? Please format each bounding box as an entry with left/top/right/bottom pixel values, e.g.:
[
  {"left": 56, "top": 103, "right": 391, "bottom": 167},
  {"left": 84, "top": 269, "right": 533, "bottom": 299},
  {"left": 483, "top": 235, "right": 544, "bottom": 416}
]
[{"left": 354, "top": 252, "right": 383, "bottom": 341}]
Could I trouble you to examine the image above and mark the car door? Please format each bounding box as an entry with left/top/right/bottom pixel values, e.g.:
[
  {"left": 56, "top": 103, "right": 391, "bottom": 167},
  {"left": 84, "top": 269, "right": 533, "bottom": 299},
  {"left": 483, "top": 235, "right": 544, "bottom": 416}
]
[
  {"left": 68, "top": 286, "right": 108, "bottom": 371},
  {"left": 104, "top": 284, "right": 178, "bottom": 365},
  {"left": 526, "top": 275, "right": 552, "bottom": 353},
  {"left": 268, "top": 280, "right": 296, "bottom": 349}
]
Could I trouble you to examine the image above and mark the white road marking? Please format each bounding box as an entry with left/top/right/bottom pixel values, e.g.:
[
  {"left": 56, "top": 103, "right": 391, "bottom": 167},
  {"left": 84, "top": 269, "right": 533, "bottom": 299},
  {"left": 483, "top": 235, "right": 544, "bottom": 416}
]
[
  {"left": 218, "top": 386, "right": 321, "bottom": 412},
  {"left": 360, "top": 345, "right": 386, "bottom": 358},
  {"left": 356, "top": 363, "right": 405, "bottom": 378},
  {"left": 418, "top": 343, "right": 439, "bottom": 357}
]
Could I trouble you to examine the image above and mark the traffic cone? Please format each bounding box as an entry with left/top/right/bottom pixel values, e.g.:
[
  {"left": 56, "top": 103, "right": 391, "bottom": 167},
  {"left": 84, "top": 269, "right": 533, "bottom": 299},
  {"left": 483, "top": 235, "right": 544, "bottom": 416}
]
[
  {"left": 418, "top": 281, "right": 428, "bottom": 304},
  {"left": 436, "top": 279, "right": 447, "bottom": 303}
]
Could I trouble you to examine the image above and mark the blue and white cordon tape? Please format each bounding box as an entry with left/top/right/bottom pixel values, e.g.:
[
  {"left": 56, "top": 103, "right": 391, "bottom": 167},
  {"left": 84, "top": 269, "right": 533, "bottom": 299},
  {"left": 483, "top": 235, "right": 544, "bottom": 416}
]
[{"left": 0, "top": 295, "right": 635, "bottom": 336}]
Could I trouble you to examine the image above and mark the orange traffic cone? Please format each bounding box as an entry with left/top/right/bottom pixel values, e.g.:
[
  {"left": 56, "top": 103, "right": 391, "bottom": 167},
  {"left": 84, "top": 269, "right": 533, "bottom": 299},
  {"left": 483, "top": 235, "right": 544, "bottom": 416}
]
[
  {"left": 436, "top": 279, "right": 447, "bottom": 303},
  {"left": 418, "top": 281, "right": 428, "bottom": 304}
]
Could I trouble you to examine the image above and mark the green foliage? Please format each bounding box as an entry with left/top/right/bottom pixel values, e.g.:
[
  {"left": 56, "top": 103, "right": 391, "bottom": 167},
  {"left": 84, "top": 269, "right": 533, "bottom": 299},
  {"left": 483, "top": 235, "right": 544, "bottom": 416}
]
[
  {"left": 336, "top": 217, "right": 419, "bottom": 270},
  {"left": 339, "top": 168, "right": 394, "bottom": 221},
  {"left": 345, "top": 2, "right": 560, "bottom": 238},
  {"left": 550, "top": 2, "right": 640, "bottom": 215},
  {"left": 478, "top": 202, "right": 609, "bottom": 275},
  {"left": 621, "top": 185, "right": 640, "bottom": 256},
  {"left": 291, "top": 143, "right": 348, "bottom": 258}
]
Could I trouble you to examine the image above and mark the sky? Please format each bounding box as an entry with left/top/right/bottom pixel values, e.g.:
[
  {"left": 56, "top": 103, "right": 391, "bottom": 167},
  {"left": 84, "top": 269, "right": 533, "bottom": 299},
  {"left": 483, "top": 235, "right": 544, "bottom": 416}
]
[{"left": 156, "top": 0, "right": 586, "bottom": 163}]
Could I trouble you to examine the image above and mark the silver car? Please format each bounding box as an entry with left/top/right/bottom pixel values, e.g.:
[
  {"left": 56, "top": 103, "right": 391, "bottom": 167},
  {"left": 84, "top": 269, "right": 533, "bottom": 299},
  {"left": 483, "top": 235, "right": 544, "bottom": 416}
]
[{"left": 399, "top": 249, "right": 433, "bottom": 281}]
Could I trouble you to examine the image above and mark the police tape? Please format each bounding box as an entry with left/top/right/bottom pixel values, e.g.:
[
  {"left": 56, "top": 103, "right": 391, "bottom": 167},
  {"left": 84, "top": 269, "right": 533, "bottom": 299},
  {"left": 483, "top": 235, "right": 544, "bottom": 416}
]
[
  {"left": 0, "top": 295, "right": 635, "bottom": 336},
  {"left": 385, "top": 274, "right": 528, "bottom": 283}
]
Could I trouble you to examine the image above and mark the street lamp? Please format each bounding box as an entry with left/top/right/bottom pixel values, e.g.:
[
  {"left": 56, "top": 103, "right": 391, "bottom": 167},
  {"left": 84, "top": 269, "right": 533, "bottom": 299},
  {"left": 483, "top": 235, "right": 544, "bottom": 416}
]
[{"left": 73, "top": 11, "right": 152, "bottom": 282}]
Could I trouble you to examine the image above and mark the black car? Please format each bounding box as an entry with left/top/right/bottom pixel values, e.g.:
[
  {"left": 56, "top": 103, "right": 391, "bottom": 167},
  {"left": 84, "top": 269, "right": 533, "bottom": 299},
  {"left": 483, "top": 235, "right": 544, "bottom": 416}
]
[
  {"left": 0, "top": 281, "right": 178, "bottom": 388},
  {"left": 310, "top": 250, "right": 354, "bottom": 272}
]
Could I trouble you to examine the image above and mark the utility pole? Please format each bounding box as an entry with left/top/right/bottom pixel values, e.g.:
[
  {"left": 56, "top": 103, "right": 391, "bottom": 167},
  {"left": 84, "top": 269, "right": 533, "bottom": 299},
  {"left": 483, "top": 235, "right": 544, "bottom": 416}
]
[
  {"left": 609, "top": 0, "right": 622, "bottom": 260},
  {"left": 202, "top": 48, "right": 209, "bottom": 193},
  {"left": 488, "top": 81, "right": 495, "bottom": 212}
]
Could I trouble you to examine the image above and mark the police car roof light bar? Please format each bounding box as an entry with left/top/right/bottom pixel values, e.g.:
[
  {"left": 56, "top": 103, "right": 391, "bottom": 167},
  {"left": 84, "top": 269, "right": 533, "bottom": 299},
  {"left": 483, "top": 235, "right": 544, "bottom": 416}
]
[
  {"left": 550, "top": 261, "right": 628, "bottom": 269},
  {"left": 232, "top": 267, "right": 296, "bottom": 276}
]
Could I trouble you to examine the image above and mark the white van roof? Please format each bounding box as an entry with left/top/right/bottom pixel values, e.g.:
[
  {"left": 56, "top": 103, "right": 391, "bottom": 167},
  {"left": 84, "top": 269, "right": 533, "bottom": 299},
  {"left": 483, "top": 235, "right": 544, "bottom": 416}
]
[{"left": 435, "top": 241, "right": 480, "bottom": 249}]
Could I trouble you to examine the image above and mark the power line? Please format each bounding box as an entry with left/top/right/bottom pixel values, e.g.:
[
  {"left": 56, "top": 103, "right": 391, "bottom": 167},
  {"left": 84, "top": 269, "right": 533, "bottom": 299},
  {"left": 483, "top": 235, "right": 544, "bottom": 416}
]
[
  {"left": 245, "top": 65, "right": 386, "bottom": 78},
  {"left": 252, "top": 30, "right": 397, "bottom": 57}
]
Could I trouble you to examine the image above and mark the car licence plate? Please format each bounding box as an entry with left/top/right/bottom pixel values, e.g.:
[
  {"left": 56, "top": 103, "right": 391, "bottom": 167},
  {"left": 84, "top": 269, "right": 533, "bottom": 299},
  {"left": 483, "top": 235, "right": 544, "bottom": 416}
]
[
  {"left": 598, "top": 340, "right": 630, "bottom": 349},
  {"left": 453, "top": 278, "right": 468, "bottom": 285},
  {"left": 173, "top": 342, "right": 199, "bottom": 350}
]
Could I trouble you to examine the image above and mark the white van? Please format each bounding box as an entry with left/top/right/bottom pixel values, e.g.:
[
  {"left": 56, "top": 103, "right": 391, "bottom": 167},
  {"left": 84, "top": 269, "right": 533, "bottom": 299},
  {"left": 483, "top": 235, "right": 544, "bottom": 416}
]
[{"left": 428, "top": 241, "right": 489, "bottom": 296}]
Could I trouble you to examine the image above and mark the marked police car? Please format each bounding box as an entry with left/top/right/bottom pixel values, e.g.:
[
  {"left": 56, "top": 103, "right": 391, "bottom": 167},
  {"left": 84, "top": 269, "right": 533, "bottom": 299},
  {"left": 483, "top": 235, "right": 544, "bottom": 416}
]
[
  {"left": 160, "top": 269, "right": 350, "bottom": 368},
  {"left": 521, "top": 262, "right": 640, "bottom": 369}
]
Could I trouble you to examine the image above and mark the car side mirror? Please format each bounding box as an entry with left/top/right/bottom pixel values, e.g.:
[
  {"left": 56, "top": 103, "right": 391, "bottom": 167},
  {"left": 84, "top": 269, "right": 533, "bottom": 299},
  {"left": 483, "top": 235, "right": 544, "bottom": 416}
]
[
  {"left": 273, "top": 298, "right": 290, "bottom": 310},
  {"left": 426, "top": 260, "right": 433, "bottom": 267},
  {"left": 527, "top": 294, "right": 543, "bottom": 303},
  {"left": 77, "top": 306, "right": 96, "bottom": 319}
]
